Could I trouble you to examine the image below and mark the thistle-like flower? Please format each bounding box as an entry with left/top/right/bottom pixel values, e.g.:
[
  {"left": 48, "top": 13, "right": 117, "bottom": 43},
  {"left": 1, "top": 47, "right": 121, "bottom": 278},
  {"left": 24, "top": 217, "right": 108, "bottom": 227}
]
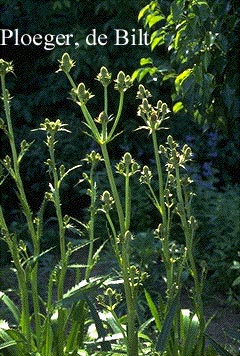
[
  {"left": 56, "top": 53, "right": 75, "bottom": 74},
  {"left": 0, "top": 59, "right": 14, "bottom": 76},
  {"left": 96, "top": 66, "right": 112, "bottom": 87}
]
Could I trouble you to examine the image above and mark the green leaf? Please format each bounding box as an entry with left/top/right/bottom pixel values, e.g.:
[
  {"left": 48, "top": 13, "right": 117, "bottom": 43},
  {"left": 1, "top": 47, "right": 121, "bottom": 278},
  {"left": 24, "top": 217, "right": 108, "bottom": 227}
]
[
  {"left": 132, "top": 67, "right": 152, "bottom": 82},
  {"left": 151, "top": 36, "right": 164, "bottom": 50},
  {"left": 147, "top": 14, "right": 165, "bottom": 28},
  {"left": 175, "top": 69, "right": 193, "bottom": 90},
  {"left": 144, "top": 289, "right": 161, "bottom": 331},
  {"left": 205, "top": 334, "right": 233, "bottom": 356},
  {"left": 173, "top": 101, "right": 184, "bottom": 113},
  {"left": 87, "top": 298, "right": 111, "bottom": 352},
  {"left": 138, "top": 3, "right": 151, "bottom": 21},
  {"left": 156, "top": 293, "right": 180, "bottom": 352},
  {"left": 55, "top": 276, "right": 106, "bottom": 309},
  {"left": 232, "top": 276, "right": 240, "bottom": 287},
  {"left": 0, "top": 292, "right": 20, "bottom": 323},
  {"left": 0, "top": 339, "right": 17, "bottom": 350},
  {"left": 180, "top": 309, "right": 200, "bottom": 356},
  {"left": 140, "top": 57, "right": 153, "bottom": 66},
  {"left": 0, "top": 326, "right": 28, "bottom": 356}
]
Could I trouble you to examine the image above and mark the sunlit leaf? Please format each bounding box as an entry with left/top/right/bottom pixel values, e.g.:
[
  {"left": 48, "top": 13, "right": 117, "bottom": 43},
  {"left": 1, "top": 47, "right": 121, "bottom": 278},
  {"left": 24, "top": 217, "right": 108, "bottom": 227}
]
[
  {"left": 140, "top": 57, "right": 153, "bottom": 66},
  {"left": 173, "top": 101, "right": 184, "bottom": 113}
]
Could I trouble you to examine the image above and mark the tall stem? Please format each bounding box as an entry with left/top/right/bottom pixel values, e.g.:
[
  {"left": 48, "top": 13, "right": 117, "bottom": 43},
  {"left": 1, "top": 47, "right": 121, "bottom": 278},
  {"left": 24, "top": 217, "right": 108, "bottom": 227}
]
[
  {"left": 85, "top": 166, "right": 96, "bottom": 281},
  {"left": 175, "top": 165, "right": 205, "bottom": 354},
  {"left": 48, "top": 134, "right": 67, "bottom": 356},
  {"left": 151, "top": 130, "right": 171, "bottom": 287},
  {"left": 100, "top": 143, "right": 138, "bottom": 356},
  {"left": 1, "top": 73, "right": 41, "bottom": 346},
  {"left": 101, "top": 143, "right": 125, "bottom": 235}
]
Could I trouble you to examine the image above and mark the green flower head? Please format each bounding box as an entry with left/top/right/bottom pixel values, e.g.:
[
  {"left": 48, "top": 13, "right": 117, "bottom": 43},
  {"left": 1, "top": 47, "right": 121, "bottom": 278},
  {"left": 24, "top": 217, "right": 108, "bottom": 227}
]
[{"left": 0, "top": 59, "right": 14, "bottom": 76}]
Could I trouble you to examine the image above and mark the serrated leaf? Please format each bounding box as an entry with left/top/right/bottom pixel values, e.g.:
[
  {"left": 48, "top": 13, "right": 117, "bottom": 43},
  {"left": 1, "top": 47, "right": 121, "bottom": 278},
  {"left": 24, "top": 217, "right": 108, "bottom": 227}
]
[{"left": 55, "top": 276, "right": 106, "bottom": 308}]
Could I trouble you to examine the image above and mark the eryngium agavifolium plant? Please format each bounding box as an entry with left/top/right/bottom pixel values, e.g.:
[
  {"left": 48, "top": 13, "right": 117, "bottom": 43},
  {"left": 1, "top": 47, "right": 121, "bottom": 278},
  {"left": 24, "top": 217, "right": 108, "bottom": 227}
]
[{"left": 0, "top": 55, "right": 232, "bottom": 356}]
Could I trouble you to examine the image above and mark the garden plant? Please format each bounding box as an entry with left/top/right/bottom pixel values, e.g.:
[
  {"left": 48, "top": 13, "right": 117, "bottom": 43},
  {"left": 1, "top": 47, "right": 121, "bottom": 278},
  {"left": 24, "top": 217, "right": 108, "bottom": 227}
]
[{"left": 0, "top": 54, "right": 237, "bottom": 356}]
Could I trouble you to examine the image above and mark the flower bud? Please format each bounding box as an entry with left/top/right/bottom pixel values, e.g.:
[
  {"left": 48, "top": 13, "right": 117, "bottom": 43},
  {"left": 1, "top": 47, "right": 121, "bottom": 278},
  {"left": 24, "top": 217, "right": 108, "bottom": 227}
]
[
  {"left": 140, "top": 165, "right": 152, "bottom": 185},
  {"left": 3, "top": 155, "right": 12, "bottom": 170},
  {"left": 136, "top": 84, "right": 152, "bottom": 99},
  {"left": 131, "top": 161, "right": 140, "bottom": 174},
  {"left": 142, "top": 98, "right": 151, "bottom": 113},
  {"left": 123, "top": 152, "right": 132, "bottom": 166},
  {"left": 84, "top": 150, "right": 102, "bottom": 165},
  {"left": 105, "top": 288, "right": 114, "bottom": 297},
  {"left": 114, "top": 71, "right": 132, "bottom": 92},
  {"left": 57, "top": 53, "right": 75, "bottom": 73},
  {"left": 20, "top": 139, "right": 29, "bottom": 151},
  {"left": 167, "top": 135, "right": 174, "bottom": 146},
  {"left": 95, "top": 111, "right": 108, "bottom": 124},
  {"left": 159, "top": 144, "right": 166, "bottom": 155},
  {"left": 0, "top": 59, "right": 14, "bottom": 76},
  {"left": 74, "top": 83, "right": 94, "bottom": 104},
  {"left": 59, "top": 164, "right": 65, "bottom": 178},
  {"left": 96, "top": 66, "right": 112, "bottom": 87}
]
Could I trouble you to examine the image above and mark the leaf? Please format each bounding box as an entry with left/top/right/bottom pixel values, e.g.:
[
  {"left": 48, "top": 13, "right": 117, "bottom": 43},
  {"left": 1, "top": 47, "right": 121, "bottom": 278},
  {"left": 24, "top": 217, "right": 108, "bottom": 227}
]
[
  {"left": 55, "top": 276, "right": 107, "bottom": 309},
  {"left": 151, "top": 36, "right": 164, "bottom": 51},
  {"left": 0, "top": 327, "right": 28, "bottom": 356},
  {"left": 180, "top": 309, "right": 200, "bottom": 356},
  {"left": 147, "top": 14, "right": 165, "bottom": 28},
  {"left": 0, "top": 292, "right": 20, "bottom": 323},
  {"left": 175, "top": 69, "right": 193, "bottom": 91},
  {"left": 173, "top": 101, "right": 184, "bottom": 113},
  {"left": 140, "top": 57, "right": 153, "bottom": 66},
  {"left": 87, "top": 299, "right": 111, "bottom": 352},
  {"left": 144, "top": 289, "right": 161, "bottom": 331},
  {"left": 0, "top": 339, "right": 17, "bottom": 350},
  {"left": 232, "top": 276, "right": 240, "bottom": 286},
  {"left": 138, "top": 3, "right": 151, "bottom": 21},
  {"left": 156, "top": 293, "right": 180, "bottom": 352},
  {"left": 205, "top": 334, "right": 233, "bottom": 356}
]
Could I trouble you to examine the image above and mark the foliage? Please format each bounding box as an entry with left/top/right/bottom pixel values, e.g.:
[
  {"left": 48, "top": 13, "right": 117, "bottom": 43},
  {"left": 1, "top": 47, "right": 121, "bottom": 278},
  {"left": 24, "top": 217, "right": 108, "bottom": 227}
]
[
  {"left": 193, "top": 184, "right": 240, "bottom": 293},
  {"left": 135, "top": 0, "right": 240, "bottom": 132}
]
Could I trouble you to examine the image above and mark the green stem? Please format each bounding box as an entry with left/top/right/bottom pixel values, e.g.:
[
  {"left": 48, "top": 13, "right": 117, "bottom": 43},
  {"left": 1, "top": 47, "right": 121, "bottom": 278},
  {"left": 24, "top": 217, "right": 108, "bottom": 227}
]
[
  {"left": 151, "top": 129, "right": 171, "bottom": 287},
  {"left": 175, "top": 165, "right": 205, "bottom": 354},
  {"left": 85, "top": 166, "right": 96, "bottom": 281},
  {"left": 101, "top": 143, "right": 125, "bottom": 235},
  {"left": 100, "top": 144, "right": 138, "bottom": 356},
  {"left": 48, "top": 135, "right": 66, "bottom": 297},
  {"left": 151, "top": 130, "right": 166, "bottom": 225},
  {"left": 121, "top": 237, "right": 138, "bottom": 356},
  {"left": 125, "top": 170, "right": 131, "bottom": 231},
  {"left": 105, "top": 212, "right": 121, "bottom": 265},
  {"left": 104, "top": 86, "right": 108, "bottom": 115},
  {"left": 1, "top": 74, "right": 41, "bottom": 346},
  {"left": 65, "top": 71, "right": 101, "bottom": 141},
  {"left": 48, "top": 134, "right": 67, "bottom": 356},
  {"left": 0, "top": 210, "right": 31, "bottom": 345},
  {"left": 108, "top": 92, "right": 124, "bottom": 140}
]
